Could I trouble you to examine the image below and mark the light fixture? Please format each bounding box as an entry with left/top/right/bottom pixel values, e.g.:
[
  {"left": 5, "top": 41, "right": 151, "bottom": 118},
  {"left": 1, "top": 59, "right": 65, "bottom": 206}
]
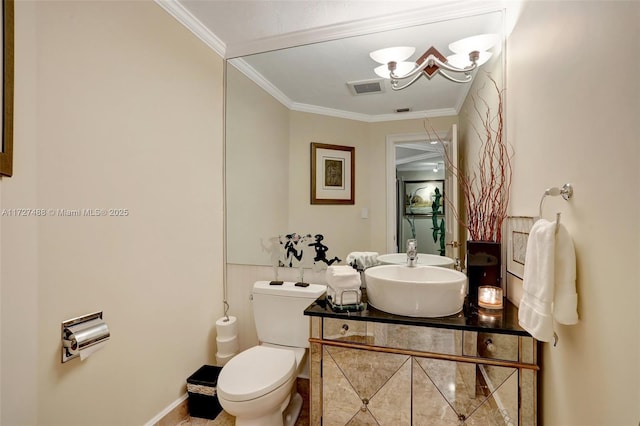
[{"left": 369, "top": 34, "right": 499, "bottom": 90}]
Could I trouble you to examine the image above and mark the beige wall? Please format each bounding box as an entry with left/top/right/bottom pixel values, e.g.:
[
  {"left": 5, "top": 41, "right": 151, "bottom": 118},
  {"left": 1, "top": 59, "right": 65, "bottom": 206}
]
[
  {"left": 226, "top": 64, "right": 290, "bottom": 265},
  {"left": 288, "top": 112, "right": 371, "bottom": 260},
  {"left": 507, "top": 1, "right": 639, "bottom": 424},
  {"left": 1, "top": 1, "right": 225, "bottom": 425}
]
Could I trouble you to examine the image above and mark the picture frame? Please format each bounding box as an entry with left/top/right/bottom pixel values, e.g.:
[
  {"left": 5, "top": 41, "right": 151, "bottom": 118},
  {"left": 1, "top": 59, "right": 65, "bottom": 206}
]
[
  {"left": 506, "top": 216, "right": 535, "bottom": 279},
  {"left": 0, "top": 0, "right": 14, "bottom": 177},
  {"left": 310, "top": 142, "right": 354, "bottom": 205},
  {"left": 403, "top": 180, "right": 444, "bottom": 216}
]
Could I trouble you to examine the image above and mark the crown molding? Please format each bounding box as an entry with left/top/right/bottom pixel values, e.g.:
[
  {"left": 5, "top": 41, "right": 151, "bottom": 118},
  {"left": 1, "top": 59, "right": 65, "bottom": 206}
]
[
  {"left": 229, "top": 58, "right": 293, "bottom": 108},
  {"left": 290, "top": 103, "right": 457, "bottom": 123},
  {"left": 368, "top": 108, "right": 459, "bottom": 123},
  {"left": 289, "top": 102, "right": 372, "bottom": 122},
  {"left": 154, "top": 0, "right": 226, "bottom": 57}
]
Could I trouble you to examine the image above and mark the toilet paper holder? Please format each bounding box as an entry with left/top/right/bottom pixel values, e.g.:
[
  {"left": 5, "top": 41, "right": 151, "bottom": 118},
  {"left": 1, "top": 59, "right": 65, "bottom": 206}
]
[{"left": 61, "top": 311, "right": 110, "bottom": 363}]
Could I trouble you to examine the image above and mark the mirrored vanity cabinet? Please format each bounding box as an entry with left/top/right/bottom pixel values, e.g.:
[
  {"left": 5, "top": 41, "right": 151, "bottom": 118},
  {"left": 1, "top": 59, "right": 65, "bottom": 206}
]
[{"left": 305, "top": 299, "right": 538, "bottom": 425}]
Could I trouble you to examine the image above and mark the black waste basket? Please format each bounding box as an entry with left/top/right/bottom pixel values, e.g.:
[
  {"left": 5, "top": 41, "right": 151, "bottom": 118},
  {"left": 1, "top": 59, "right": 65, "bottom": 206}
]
[{"left": 186, "top": 365, "right": 223, "bottom": 420}]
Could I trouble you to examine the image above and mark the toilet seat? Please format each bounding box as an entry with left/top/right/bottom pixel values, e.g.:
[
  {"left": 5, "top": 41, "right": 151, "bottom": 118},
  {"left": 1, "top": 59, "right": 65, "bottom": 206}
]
[{"left": 217, "top": 345, "right": 296, "bottom": 403}]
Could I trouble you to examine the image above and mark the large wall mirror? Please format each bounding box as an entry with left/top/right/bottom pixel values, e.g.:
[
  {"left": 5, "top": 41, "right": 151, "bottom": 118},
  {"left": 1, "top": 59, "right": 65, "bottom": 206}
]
[{"left": 225, "top": 7, "right": 505, "bottom": 267}]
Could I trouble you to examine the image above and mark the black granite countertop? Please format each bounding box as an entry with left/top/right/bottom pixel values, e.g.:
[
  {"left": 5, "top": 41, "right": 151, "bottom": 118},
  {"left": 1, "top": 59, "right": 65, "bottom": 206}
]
[{"left": 304, "top": 290, "right": 530, "bottom": 337}]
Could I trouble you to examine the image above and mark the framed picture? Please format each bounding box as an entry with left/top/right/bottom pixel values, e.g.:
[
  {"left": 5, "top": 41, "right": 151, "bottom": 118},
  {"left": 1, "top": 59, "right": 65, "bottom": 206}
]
[
  {"left": 0, "top": 0, "right": 14, "bottom": 177},
  {"left": 310, "top": 142, "right": 355, "bottom": 205},
  {"left": 403, "top": 180, "right": 444, "bottom": 216},
  {"left": 506, "top": 216, "right": 535, "bottom": 279}
]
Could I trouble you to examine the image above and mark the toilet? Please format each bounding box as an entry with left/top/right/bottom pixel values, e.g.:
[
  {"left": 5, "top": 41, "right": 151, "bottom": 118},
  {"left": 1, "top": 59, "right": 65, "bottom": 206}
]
[{"left": 216, "top": 281, "right": 326, "bottom": 426}]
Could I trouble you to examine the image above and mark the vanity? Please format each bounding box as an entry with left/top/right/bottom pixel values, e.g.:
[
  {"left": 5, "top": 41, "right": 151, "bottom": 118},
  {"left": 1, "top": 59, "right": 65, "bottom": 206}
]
[{"left": 304, "top": 295, "right": 538, "bottom": 425}]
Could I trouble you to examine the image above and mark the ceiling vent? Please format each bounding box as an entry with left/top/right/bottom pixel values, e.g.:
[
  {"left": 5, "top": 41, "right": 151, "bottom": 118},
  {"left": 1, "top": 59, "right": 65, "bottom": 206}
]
[{"left": 347, "top": 79, "right": 385, "bottom": 96}]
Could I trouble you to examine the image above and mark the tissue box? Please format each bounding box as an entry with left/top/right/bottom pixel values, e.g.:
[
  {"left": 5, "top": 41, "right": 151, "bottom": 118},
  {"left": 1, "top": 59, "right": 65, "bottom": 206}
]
[{"left": 186, "top": 365, "right": 223, "bottom": 420}]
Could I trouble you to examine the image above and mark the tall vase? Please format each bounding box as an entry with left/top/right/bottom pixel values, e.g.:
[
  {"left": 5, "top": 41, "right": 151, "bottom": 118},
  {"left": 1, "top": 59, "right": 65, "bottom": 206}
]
[{"left": 466, "top": 241, "right": 501, "bottom": 306}]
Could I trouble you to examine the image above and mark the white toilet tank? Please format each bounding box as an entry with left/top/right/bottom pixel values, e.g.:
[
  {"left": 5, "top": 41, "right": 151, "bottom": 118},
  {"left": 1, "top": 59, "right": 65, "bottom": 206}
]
[{"left": 252, "top": 281, "right": 326, "bottom": 348}]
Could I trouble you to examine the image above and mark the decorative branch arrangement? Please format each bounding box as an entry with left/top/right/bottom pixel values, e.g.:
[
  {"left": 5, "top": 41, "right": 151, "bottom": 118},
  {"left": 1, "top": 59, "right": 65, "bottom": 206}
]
[{"left": 430, "top": 75, "right": 512, "bottom": 243}]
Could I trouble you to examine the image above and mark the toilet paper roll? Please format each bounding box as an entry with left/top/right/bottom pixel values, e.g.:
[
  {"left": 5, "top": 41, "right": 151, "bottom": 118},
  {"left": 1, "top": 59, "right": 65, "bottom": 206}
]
[
  {"left": 64, "top": 317, "right": 110, "bottom": 361},
  {"left": 216, "top": 336, "right": 239, "bottom": 355},
  {"left": 216, "top": 316, "right": 238, "bottom": 340},
  {"left": 216, "top": 352, "right": 235, "bottom": 366},
  {"left": 79, "top": 341, "right": 107, "bottom": 361}
]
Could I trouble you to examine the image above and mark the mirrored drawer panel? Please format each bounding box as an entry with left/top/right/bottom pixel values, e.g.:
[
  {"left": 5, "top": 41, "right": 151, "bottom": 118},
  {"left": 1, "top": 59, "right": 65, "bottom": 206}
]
[
  {"left": 323, "top": 319, "right": 463, "bottom": 355},
  {"left": 473, "top": 332, "right": 519, "bottom": 362}
]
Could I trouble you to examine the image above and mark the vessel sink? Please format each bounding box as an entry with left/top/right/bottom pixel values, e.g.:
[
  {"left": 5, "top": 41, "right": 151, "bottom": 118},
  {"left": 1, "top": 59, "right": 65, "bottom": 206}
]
[
  {"left": 364, "top": 265, "right": 467, "bottom": 317},
  {"left": 377, "top": 253, "right": 455, "bottom": 268}
]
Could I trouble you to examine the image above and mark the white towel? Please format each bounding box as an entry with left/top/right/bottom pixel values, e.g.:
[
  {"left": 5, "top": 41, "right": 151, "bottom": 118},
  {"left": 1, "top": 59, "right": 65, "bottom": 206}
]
[
  {"left": 518, "top": 219, "right": 579, "bottom": 342},
  {"left": 346, "top": 252, "right": 379, "bottom": 270},
  {"left": 325, "top": 265, "right": 361, "bottom": 289}
]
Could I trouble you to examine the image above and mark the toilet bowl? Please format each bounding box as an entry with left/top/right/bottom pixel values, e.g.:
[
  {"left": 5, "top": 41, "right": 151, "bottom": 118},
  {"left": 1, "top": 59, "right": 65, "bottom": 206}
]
[
  {"left": 215, "top": 281, "right": 325, "bottom": 426},
  {"left": 217, "top": 344, "right": 306, "bottom": 426}
]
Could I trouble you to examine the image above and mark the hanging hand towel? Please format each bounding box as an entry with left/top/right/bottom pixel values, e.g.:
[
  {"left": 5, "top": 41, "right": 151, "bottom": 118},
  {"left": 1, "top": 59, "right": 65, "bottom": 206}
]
[
  {"left": 551, "top": 223, "right": 579, "bottom": 325},
  {"left": 518, "top": 219, "right": 578, "bottom": 342}
]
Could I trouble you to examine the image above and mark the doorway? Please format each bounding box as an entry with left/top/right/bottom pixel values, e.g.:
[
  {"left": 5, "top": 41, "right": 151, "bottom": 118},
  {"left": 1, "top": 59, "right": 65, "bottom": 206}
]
[{"left": 385, "top": 127, "right": 459, "bottom": 259}]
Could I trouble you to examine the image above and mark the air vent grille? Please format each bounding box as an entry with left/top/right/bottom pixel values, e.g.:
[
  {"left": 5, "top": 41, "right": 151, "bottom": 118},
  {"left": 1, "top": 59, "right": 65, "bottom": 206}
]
[{"left": 347, "top": 79, "right": 385, "bottom": 96}]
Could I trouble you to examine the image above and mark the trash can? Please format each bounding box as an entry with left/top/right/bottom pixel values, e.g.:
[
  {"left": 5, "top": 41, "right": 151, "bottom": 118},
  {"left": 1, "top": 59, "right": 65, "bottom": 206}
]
[{"left": 186, "top": 365, "right": 223, "bottom": 420}]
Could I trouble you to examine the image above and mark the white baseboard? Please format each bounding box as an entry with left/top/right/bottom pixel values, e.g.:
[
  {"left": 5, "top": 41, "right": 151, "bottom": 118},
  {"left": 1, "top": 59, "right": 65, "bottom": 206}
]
[{"left": 144, "top": 393, "right": 188, "bottom": 426}]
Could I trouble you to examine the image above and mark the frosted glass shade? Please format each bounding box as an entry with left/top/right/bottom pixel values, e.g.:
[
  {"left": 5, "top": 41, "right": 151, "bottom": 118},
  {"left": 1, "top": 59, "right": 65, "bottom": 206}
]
[
  {"left": 448, "top": 34, "right": 499, "bottom": 54},
  {"left": 374, "top": 62, "right": 416, "bottom": 79},
  {"left": 369, "top": 46, "right": 415, "bottom": 64},
  {"left": 446, "top": 51, "right": 493, "bottom": 68}
]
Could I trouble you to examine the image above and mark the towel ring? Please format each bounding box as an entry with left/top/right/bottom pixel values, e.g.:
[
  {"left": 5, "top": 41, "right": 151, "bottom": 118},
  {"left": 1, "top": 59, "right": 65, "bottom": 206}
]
[{"left": 538, "top": 183, "right": 573, "bottom": 219}]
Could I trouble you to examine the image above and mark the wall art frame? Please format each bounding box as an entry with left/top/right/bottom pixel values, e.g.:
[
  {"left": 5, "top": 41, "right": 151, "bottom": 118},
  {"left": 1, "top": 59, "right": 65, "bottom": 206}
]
[
  {"left": 506, "top": 216, "right": 535, "bottom": 280},
  {"left": 310, "top": 142, "right": 355, "bottom": 205},
  {"left": 403, "top": 179, "right": 445, "bottom": 216}
]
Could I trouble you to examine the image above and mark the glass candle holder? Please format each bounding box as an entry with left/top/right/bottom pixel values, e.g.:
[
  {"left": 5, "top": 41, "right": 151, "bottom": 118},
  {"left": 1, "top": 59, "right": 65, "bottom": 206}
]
[{"left": 478, "top": 285, "right": 503, "bottom": 309}]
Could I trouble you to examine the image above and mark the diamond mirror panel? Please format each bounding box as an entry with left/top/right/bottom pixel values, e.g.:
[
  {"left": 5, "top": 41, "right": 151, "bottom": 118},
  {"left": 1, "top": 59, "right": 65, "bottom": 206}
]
[
  {"left": 413, "top": 356, "right": 518, "bottom": 425},
  {"left": 323, "top": 346, "right": 411, "bottom": 425}
]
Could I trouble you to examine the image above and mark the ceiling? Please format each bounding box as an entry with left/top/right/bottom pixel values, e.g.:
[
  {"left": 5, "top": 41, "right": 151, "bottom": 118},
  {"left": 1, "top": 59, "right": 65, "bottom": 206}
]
[{"left": 159, "top": 0, "right": 507, "bottom": 122}]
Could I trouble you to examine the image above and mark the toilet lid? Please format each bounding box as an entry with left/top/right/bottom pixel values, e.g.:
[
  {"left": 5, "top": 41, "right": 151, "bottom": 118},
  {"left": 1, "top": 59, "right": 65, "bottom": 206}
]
[{"left": 217, "top": 346, "right": 296, "bottom": 402}]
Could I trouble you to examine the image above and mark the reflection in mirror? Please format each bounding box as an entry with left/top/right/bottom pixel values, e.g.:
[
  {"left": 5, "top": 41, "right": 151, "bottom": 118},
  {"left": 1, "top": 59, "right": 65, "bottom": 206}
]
[
  {"left": 395, "top": 141, "right": 445, "bottom": 256},
  {"left": 226, "top": 10, "right": 504, "bottom": 267}
]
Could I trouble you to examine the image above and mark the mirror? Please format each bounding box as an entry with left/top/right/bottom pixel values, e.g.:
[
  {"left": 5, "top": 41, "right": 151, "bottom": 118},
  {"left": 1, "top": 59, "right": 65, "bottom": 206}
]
[
  {"left": 225, "top": 10, "right": 504, "bottom": 267},
  {"left": 0, "top": 0, "right": 14, "bottom": 177},
  {"left": 395, "top": 142, "right": 446, "bottom": 256}
]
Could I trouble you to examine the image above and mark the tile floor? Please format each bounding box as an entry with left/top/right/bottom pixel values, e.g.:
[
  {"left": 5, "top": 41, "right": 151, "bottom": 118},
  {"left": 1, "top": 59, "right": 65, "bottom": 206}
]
[{"left": 177, "top": 379, "right": 309, "bottom": 426}]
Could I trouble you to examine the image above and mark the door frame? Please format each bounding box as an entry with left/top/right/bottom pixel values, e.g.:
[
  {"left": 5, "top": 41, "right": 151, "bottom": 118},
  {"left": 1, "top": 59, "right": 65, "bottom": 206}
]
[{"left": 385, "top": 131, "right": 449, "bottom": 254}]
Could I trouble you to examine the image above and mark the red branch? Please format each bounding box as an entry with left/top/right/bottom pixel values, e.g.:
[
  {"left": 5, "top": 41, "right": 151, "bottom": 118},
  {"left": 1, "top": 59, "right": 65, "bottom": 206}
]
[{"left": 426, "top": 75, "right": 512, "bottom": 243}]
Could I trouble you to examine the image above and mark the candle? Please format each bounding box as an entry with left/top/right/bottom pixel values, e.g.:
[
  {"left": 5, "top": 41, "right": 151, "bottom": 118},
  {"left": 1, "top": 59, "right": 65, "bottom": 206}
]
[{"left": 478, "top": 286, "right": 503, "bottom": 309}]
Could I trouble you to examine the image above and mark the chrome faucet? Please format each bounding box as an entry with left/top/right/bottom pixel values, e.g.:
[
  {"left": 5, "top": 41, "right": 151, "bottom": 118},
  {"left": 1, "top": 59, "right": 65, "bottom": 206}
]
[{"left": 406, "top": 239, "right": 418, "bottom": 267}]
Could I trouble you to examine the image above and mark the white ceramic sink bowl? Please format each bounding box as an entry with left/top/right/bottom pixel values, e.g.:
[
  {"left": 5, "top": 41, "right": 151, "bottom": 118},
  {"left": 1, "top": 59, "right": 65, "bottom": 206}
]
[
  {"left": 377, "top": 253, "right": 455, "bottom": 268},
  {"left": 364, "top": 265, "right": 467, "bottom": 317}
]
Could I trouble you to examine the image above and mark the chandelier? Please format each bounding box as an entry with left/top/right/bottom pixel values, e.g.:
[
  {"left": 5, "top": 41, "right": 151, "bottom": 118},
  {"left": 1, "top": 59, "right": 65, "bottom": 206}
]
[{"left": 369, "top": 34, "right": 499, "bottom": 90}]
